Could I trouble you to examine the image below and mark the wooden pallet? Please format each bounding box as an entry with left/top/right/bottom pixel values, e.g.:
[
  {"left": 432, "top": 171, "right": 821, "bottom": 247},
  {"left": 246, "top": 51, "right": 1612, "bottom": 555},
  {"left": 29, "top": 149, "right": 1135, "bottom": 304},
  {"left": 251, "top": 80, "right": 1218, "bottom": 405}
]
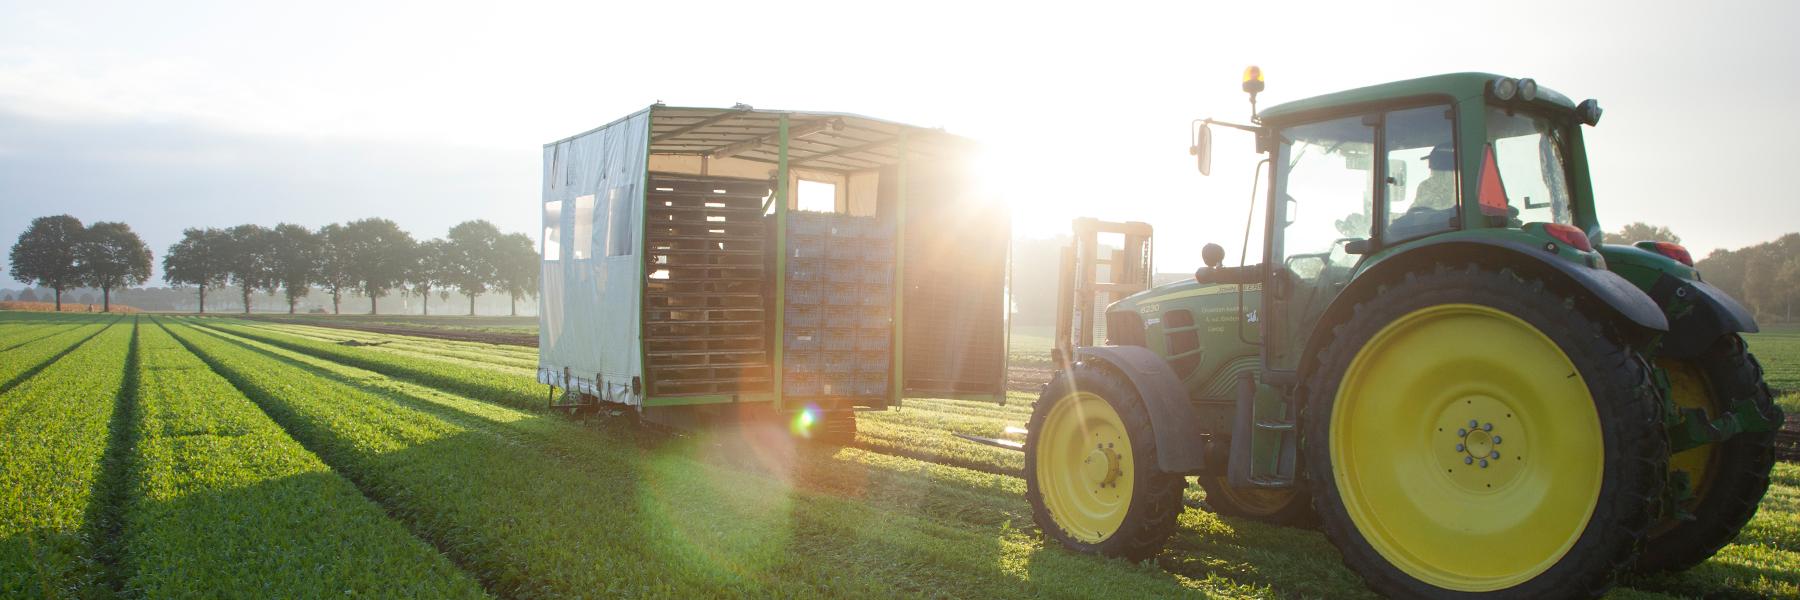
[{"left": 644, "top": 172, "right": 774, "bottom": 396}]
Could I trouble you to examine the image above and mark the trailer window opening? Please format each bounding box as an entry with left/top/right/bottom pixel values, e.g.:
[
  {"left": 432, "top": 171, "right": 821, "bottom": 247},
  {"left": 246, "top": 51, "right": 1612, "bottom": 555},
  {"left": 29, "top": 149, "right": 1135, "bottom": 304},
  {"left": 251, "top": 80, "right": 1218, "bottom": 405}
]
[
  {"left": 797, "top": 179, "right": 838, "bottom": 212},
  {"left": 542, "top": 200, "right": 563, "bottom": 261}
]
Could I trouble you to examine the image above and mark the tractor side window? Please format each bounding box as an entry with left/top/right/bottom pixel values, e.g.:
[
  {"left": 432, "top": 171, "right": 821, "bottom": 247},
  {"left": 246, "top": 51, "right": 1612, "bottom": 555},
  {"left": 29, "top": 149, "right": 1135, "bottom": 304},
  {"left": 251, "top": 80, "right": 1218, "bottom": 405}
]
[
  {"left": 1486, "top": 109, "right": 1573, "bottom": 226},
  {"left": 1384, "top": 105, "right": 1458, "bottom": 243},
  {"left": 1275, "top": 115, "right": 1374, "bottom": 273}
]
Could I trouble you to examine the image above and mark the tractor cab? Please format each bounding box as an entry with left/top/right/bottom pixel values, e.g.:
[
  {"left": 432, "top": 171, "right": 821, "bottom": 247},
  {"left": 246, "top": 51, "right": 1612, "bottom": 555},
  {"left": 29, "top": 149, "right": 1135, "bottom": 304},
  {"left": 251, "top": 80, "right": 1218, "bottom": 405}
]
[{"left": 1022, "top": 69, "right": 1778, "bottom": 599}]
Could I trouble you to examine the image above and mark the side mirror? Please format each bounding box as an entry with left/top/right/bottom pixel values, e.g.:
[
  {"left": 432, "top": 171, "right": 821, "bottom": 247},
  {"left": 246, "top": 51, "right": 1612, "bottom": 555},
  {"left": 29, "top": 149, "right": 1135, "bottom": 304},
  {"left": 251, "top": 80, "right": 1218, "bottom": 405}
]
[
  {"left": 1190, "top": 123, "right": 1213, "bottom": 176},
  {"left": 1201, "top": 243, "right": 1225, "bottom": 268}
]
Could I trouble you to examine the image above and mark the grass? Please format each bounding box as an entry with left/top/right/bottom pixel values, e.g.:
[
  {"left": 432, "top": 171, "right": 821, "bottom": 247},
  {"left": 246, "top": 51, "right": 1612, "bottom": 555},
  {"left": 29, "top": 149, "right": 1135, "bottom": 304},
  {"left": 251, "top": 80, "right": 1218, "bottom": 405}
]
[
  {"left": 0, "top": 309, "right": 1793, "bottom": 598},
  {"left": 123, "top": 321, "right": 485, "bottom": 598},
  {"left": 1747, "top": 323, "right": 1800, "bottom": 414}
]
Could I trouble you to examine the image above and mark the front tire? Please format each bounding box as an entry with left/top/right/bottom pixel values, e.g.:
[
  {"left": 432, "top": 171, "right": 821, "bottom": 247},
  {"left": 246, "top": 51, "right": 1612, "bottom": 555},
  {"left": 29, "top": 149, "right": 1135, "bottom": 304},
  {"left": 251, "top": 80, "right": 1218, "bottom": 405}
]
[
  {"left": 1305, "top": 265, "right": 1666, "bottom": 599},
  {"left": 1026, "top": 362, "right": 1185, "bottom": 561}
]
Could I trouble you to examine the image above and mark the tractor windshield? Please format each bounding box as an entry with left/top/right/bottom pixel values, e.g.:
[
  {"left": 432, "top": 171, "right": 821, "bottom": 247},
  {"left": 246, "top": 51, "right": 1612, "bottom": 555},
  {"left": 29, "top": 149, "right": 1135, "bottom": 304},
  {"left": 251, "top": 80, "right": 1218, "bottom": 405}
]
[{"left": 1482, "top": 109, "right": 1573, "bottom": 226}]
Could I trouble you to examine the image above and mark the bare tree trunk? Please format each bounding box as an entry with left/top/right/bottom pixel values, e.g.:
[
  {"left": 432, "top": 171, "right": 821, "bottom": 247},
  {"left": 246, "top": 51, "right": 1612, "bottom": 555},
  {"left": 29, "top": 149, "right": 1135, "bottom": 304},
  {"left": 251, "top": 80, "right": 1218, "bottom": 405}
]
[
  {"left": 510, "top": 292, "right": 518, "bottom": 316},
  {"left": 422, "top": 287, "right": 430, "bottom": 316},
  {"left": 331, "top": 289, "right": 340, "bottom": 314},
  {"left": 198, "top": 286, "right": 207, "bottom": 314},
  {"left": 469, "top": 293, "right": 476, "bottom": 316},
  {"left": 288, "top": 295, "right": 297, "bottom": 314},
  {"left": 370, "top": 291, "right": 378, "bottom": 315},
  {"left": 242, "top": 285, "right": 252, "bottom": 314},
  {"left": 102, "top": 287, "right": 111, "bottom": 313},
  {"left": 53, "top": 288, "right": 62, "bottom": 311}
]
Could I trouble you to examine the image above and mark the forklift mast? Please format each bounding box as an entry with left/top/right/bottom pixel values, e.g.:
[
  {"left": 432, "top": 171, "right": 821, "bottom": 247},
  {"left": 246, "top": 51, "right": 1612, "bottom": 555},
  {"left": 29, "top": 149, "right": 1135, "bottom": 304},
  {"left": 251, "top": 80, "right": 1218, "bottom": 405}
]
[{"left": 1054, "top": 218, "right": 1154, "bottom": 362}]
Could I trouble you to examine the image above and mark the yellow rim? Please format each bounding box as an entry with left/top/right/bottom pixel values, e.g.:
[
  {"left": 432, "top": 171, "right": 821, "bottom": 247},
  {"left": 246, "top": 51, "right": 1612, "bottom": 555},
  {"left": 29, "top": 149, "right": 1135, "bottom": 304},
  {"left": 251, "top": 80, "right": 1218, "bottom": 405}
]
[
  {"left": 1207, "top": 476, "right": 1303, "bottom": 517},
  {"left": 1037, "top": 390, "right": 1134, "bottom": 543},
  {"left": 1659, "top": 359, "right": 1718, "bottom": 521},
  {"left": 1330, "top": 304, "right": 1604, "bottom": 592}
]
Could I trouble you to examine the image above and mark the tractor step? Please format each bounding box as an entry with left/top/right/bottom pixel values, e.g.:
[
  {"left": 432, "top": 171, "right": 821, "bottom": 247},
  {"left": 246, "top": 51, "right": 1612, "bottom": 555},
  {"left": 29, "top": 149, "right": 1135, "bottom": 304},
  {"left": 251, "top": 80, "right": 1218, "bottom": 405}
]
[{"left": 1228, "top": 371, "right": 1300, "bottom": 489}]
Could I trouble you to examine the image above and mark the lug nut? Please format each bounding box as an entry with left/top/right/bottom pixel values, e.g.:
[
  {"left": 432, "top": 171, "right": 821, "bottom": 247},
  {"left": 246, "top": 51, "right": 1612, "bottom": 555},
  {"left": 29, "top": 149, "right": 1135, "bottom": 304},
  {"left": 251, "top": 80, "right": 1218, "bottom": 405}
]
[
  {"left": 1491, "top": 451, "right": 1500, "bottom": 459},
  {"left": 1469, "top": 419, "right": 1480, "bottom": 429},
  {"left": 1456, "top": 443, "right": 1465, "bottom": 452},
  {"left": 1458, "top": 428, "right": 1468, "bottom": 436},
  {"left": 1483, "top": 423, "right": 1493, "bottom": 432},
  {"left": 1493, "top": 436, "right": 1502, "bottom": 444},
  {"left": 1465, "top": 456, "right": 1474, "bottom": 465},
  {"left": 1479, "top": 459, "right": 1489, "bottom": 468}
]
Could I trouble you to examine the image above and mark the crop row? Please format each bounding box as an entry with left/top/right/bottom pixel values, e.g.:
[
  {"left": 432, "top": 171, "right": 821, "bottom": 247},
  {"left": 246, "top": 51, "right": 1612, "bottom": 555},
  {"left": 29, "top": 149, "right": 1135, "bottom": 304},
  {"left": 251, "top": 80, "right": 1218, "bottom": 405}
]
[
  {"left": 0, "top": 320, "right": 132, "bottom": 597},
  {"left": 187, "top": 319, "right": 546, "bottom": 411},
  {"left": 124, "top": 321, "right": 484, "bottom": 597},
  {"left": 0, "top": 319, "right": 116, "bottom": 391},
  {"left": 165, "top": 319, "right": 1215, "bottom": 597}
]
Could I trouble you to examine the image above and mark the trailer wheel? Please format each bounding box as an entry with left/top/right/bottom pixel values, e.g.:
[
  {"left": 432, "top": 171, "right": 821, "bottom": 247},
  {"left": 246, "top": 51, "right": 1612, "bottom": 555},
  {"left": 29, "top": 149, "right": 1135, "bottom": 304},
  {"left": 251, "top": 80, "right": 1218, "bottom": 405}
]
[
  {"left": 1198, "top": 475, "right": 1315, "bottom": 527},
  {"left": 1026, "top": 362, "right": 1185, "bottom": 561},
  {"left": 1636, "top": 335, "right": 1779, "bottom": 573},
  {"left": 1305, "top": 265, "right": 1665, "bottom": 599}
]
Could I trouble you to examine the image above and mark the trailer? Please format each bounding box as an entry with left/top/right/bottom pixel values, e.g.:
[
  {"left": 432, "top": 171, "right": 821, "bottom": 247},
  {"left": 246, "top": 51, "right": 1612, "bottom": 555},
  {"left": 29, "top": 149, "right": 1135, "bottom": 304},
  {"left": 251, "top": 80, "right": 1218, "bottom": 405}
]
[{"left": 538, "top": 105, "right": 1009, "bottom": 433}]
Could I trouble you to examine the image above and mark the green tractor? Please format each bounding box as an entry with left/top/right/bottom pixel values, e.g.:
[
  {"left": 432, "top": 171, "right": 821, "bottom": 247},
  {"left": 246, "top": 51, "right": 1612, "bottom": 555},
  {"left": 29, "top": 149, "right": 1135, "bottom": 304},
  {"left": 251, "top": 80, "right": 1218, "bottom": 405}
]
[{"left": 1023, "top": 69, "right": 1783, "bottom": 598}]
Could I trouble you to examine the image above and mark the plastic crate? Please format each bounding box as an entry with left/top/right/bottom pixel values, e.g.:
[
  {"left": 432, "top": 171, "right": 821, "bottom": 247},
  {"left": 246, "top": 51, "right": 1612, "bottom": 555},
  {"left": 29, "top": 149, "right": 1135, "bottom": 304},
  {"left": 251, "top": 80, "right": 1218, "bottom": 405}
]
[
  {"left": 861, "top": 242, "right": 894, "bottom": 262},
  {"left": 784, "top": 373, "right": 821, "bottom": 397},
  {"left": 785, "top": 305, "right": 821, "bottom": 328},
  {"left": 824, "top": 305, "right": 861, "bottom": 328},
  {"left": 825, "top": 259, "right": 862, "bottom": 283},
  {"left": 786, "top": 280, "right": 822, "bottom": 304},
  {"left": 821, "top": 328, "right": 857, "bottom": 352},
  {"left": 820, "top": 373, "right": 857, "bottom": 397},
  {"left": 790, "top": 212, "right": 832, "bottom": 236},
  {"left": 862, "top": 220, "right": 894, "bottom": 240},
  {"left": 784, "top": 350, "right": 822, "bottom": 375},
  {"left": 826, "top": 238, "right": 863, "bottom": 260},
  {"left": 858, "top": 305, "right": 890, "bottom": 328},
  {"left": 787, "top": 234, "right": 826, "bottom": 259},
  {"left": 859, "top": 263, "right": 893, "bottom": 285},
  {"left": 821, "top": 352, "right": 856, "bottom": 373},
  {"left": 856, "top": 329, "right": 890, "bottom": 351},
  {"left": 854, "top": 351, "right": 888, "bottom": 373},
  {"left": 784, "top": 328, "right": 821, "bottom": 352},
  {"left": 786, "top": 257, "right": 824, "bottom": 283},
  {"left": 854, "top": 373, "right": 888, "bottom": 397},
  {"left": 859, "top": 283, "right": 892, "bottom": 306},
  {"left": 826, "top": 283, "right": 861, "bottom": 306}
]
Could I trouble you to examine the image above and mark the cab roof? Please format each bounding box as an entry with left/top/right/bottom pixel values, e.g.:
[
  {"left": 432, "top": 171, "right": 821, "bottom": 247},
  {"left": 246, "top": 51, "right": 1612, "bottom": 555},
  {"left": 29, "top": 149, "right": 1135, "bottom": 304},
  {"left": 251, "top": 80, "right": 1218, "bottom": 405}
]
[{"left": 1258, "top": 72, "right": 1577, "bottom": 123}]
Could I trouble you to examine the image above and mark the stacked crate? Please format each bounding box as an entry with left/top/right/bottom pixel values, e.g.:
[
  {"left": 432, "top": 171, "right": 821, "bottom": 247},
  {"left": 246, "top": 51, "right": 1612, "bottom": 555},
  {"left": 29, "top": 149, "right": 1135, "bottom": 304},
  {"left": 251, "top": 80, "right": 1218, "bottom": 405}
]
[{"left": 783, "top": 212, "right": 894, "bottom": 404}]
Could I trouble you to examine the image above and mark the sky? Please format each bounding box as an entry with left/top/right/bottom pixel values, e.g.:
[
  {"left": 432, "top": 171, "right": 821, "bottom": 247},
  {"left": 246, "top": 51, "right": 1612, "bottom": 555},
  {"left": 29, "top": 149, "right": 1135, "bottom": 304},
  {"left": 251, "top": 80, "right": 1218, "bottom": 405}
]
[{"left": 3, "top": 0, "right": 1798, "bottom": 285}]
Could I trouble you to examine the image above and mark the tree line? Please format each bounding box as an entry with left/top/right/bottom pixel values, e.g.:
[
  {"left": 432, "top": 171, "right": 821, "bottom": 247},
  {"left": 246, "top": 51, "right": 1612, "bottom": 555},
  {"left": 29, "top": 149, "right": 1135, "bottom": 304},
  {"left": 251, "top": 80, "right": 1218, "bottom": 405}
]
[
  {"left": 7, "top": 215, "right": 152, "bottom": 312},
  {"left": 10, "top": 214, "right": 539, "bottom": 315},
  {"left": 163, "top": 218, "right": 539, "bottom": 315}
]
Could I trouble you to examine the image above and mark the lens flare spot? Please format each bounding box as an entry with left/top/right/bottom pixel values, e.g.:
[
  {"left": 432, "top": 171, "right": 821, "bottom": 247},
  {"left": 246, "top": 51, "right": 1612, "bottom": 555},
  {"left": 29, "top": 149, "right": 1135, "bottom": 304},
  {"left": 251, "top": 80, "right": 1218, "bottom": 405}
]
[{"left": 791, "top": 404, "right": 821, "bottom": 438}]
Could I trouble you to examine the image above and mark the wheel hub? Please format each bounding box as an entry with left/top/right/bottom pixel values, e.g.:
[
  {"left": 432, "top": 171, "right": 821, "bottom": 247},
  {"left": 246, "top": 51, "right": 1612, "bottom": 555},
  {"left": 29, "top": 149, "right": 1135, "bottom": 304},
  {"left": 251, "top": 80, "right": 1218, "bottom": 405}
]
[
  {"left": 1437, "top": 396, "right": 1525, "bottom": 491},
  {"left": 1084, "top": 445, "right": 1122, "bottom": 488}
]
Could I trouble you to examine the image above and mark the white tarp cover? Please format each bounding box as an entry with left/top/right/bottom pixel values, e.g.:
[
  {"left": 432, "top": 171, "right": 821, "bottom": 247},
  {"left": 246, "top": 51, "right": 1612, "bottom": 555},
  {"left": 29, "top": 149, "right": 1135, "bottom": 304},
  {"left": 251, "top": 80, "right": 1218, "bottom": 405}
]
[{"left": 539, "top": 110, "right": 650, "bottom": 403}]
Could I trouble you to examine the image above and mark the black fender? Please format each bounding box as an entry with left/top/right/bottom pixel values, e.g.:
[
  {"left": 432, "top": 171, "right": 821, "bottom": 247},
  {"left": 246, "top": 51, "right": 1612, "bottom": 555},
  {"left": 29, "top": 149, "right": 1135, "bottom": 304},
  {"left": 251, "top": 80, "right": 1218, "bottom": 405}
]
[
  {"left": 1301, "top": 239, "right": 1669, "bottom": 391},
  {"left": 1648, "top": 275, "right": 1759, "bottom": 359},
  {"left": 1074, "top": 346, "right": 1206, "bottom": 474}
]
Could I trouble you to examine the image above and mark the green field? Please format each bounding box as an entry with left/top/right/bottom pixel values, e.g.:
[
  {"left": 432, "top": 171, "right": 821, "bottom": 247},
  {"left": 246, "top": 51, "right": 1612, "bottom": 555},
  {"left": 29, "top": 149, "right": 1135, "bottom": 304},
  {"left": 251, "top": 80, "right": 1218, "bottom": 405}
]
[{"left": 1, "top": 311, "right": 1795, "bottom": 598}]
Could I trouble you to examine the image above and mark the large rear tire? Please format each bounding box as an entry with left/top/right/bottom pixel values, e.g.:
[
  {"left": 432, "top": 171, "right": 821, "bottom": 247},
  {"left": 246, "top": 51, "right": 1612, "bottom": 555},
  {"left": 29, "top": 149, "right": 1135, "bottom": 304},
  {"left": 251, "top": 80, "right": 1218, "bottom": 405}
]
[
  {"left": 1305, "top": 265, "right": 1666, "bottom": 599},
  {"left": 1026, "top": 362, "right": 1185, "bottom": 561},
  {"left": 1636, "top": 335, "right": 1779, "bottom": 572}
]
